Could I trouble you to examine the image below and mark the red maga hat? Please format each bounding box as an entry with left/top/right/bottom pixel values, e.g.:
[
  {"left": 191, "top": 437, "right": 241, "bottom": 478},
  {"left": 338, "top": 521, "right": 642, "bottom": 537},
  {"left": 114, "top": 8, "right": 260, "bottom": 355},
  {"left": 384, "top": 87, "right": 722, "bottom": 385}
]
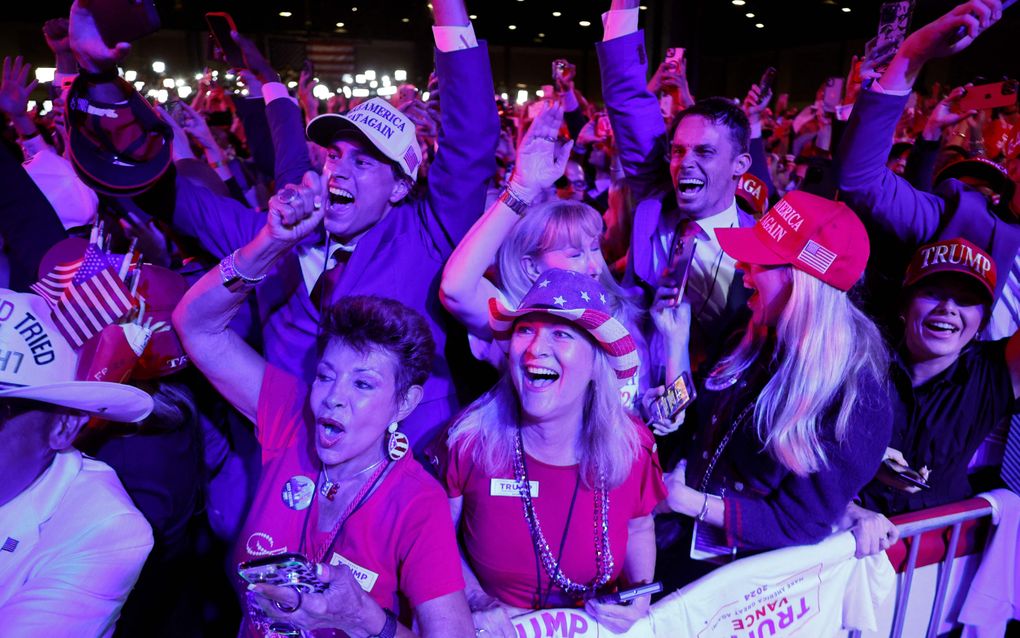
[
  {"left": 903, "top": 237, "right": 996, "bottom": 300},
  {"left": 716, "top": 191, "right": 869, "bottom": 291},
  {"left": 736, "top": 173, "right": 769, "bottom": 216}
]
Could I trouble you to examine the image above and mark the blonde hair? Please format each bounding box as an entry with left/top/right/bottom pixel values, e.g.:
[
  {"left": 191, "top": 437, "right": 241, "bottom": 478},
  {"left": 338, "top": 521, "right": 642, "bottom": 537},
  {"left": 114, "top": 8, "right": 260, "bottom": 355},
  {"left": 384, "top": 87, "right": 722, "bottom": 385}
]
[
  {"left": 497, "top": 200, "right": 639, "bottom": 324},
  {"left": 709, "top": 268, "right": 889, "bottom": 476},
  {"left": 447, "top": 345, "right": 640, "bottom": 489}
]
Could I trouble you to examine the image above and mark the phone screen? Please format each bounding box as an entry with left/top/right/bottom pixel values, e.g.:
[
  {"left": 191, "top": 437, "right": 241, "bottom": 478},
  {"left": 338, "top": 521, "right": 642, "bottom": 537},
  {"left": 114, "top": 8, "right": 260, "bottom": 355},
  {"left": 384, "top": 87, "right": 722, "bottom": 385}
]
[
  {"left": 206, "top": 12, "right": 245, "bottom": 68},
  {"left": 654, "top": 372, "right": 696, "bottom": 422}
]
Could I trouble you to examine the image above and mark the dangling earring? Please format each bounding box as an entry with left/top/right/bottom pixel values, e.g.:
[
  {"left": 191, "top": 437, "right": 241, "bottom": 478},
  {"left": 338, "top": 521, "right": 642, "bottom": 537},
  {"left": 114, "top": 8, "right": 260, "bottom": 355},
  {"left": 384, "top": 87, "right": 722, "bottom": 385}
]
[{"left": 387, "top": 422, "right": 409, "bottom": 460}]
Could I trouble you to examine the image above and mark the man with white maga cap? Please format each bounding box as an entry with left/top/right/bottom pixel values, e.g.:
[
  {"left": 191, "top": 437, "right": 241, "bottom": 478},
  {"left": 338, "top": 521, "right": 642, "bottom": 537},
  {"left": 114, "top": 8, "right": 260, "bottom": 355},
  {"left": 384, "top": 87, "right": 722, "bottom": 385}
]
[{"left": 0, "top": 289, "right": 154, "bottom": 638}]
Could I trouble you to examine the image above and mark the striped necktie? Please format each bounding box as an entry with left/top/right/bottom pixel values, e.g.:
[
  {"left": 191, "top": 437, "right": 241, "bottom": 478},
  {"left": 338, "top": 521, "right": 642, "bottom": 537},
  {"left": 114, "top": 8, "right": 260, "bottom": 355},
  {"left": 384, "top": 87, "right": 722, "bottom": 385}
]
[{"left": 1003, "top": 417, "right": 1020, "bottom": 493}]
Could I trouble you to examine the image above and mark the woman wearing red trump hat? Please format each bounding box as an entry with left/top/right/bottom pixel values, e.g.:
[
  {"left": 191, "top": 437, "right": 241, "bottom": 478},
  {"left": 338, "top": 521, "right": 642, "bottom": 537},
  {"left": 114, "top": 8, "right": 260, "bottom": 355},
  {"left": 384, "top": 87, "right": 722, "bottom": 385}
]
[
  {"left": 656, "top": 190, "right": 893, "bottom": 590},
  {"left": 848, "top": 238, "right": 1020, "bottom": 552}
]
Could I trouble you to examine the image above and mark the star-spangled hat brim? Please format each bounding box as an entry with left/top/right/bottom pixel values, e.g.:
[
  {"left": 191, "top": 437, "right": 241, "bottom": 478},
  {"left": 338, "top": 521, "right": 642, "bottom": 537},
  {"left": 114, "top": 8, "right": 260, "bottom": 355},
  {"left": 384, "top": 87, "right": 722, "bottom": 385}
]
[{"left": 488, "top": 297, "right": 640, "bottom": 381}]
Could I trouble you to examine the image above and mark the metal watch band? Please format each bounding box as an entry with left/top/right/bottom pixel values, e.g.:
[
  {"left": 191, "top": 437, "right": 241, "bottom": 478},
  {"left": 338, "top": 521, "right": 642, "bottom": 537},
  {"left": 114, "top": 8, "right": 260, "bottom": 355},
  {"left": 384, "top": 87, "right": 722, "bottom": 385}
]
[{"left": 498, "top": 186, "right": 530, "bottom": 216}]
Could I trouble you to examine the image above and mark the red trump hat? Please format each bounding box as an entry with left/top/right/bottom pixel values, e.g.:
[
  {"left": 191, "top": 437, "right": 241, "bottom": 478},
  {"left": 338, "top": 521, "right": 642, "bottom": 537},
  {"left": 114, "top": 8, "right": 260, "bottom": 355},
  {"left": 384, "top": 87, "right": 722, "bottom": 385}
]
[
  {"left": 716, "top": 191, "right": 869, "bottom": 291},
  {"left": 903, "top": 237, "right": 996, "bottom": 301}
]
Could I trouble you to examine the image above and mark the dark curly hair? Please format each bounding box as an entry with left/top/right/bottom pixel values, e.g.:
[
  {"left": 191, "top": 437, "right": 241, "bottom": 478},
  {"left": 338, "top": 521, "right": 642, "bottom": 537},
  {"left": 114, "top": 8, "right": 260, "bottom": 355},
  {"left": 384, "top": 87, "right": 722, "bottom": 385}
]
[
  {"left": 318, "top": 296, "right": 435, "bottom": 396},
  {"left": 670, "top": 97, "right": 750, "bottom": 155}
]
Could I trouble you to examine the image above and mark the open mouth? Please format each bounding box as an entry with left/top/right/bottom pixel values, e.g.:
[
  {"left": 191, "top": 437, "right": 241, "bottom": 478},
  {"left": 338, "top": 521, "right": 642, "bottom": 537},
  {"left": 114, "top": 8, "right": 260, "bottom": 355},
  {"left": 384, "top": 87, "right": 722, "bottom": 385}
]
[
  {"left": 328, "top": 184, "right": 355, "bottom": 206},
  {"left": 676, "top": 177, "right": 705, "bottom": 197},
  {"left": 317, "top": 417, "right": 346, "bottom": 447},
  {"left": 523, "top": 365, "right": 560, "bottom": 389},
  {"left": 923, "top": 319, "right": 960, "bottom": 335}
]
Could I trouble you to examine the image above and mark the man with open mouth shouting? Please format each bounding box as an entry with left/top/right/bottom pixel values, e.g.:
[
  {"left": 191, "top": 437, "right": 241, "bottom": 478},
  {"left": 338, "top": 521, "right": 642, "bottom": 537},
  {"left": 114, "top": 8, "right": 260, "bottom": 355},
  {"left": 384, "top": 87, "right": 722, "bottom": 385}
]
[
  {"left": 142, "top": 0, "right": 498, "bottom": 455},
  {"left": 595, "top": 0, "right": 760, "bottom": 377}
]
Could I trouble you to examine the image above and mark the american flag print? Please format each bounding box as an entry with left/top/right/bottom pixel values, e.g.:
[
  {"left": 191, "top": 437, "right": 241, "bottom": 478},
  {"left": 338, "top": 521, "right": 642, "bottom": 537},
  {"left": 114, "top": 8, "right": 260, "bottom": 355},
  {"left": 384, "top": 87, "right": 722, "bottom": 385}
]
[
  {"left": 30, "top": 258, "right": 84, "bottom": 308},
  {"left": 797, "top": 240, "right": 838, "bottom": 275},
  {"left": 51, "top": 245, "right": 135, "bottom": 348},
  {"left": 402, "top": 145, "right": 419, "bottom": 174}
]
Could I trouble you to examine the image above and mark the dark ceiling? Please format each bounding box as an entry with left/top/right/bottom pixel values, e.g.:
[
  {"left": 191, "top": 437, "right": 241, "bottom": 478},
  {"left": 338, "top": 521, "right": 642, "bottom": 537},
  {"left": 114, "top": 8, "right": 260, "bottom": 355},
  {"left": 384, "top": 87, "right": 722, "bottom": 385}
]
[{"left": 6, "top": 0, "right": 981, "bottom": 53}]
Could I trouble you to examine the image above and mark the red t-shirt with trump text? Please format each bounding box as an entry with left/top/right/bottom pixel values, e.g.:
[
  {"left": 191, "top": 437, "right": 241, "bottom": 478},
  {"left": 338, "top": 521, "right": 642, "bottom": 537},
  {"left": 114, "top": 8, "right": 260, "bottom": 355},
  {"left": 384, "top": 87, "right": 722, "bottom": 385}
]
[{"left": 233, "top": 365, "right": 464, "bottom": 637}]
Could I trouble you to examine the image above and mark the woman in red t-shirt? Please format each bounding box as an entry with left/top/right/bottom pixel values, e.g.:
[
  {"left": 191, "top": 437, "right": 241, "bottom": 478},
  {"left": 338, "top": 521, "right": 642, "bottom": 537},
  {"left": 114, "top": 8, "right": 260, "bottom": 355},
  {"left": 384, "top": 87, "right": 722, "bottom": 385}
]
[
  {"left": 173, "top": 170, "right": 473, "bottom": 638},
  {"left": 441, "top": 269, "right": 666, "bottom": 637}
]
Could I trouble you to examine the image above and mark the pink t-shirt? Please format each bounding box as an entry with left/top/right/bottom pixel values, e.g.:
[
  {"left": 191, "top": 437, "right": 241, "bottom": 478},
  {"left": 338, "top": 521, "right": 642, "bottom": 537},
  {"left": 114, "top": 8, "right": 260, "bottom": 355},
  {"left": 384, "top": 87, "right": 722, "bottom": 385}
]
[
  {"left": 233, "top": 365, "right": 464, "bottom": 637},
  {"left": 444, "top": 423, "right": 665, "bottom": 609}
]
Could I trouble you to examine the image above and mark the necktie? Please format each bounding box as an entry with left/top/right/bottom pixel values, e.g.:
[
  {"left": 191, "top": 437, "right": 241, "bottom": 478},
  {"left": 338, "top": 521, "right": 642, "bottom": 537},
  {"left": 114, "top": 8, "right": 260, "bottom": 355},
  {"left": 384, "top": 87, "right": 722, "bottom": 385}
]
[
  {"left": 310, "top": 248, "right": 352, "bottom": 311},
  {"left": 1002, "top": 416, "right": 1020, "bottom": 493},
  {"left": 674, "top": 220, "right": 707, "bottom": 312}
]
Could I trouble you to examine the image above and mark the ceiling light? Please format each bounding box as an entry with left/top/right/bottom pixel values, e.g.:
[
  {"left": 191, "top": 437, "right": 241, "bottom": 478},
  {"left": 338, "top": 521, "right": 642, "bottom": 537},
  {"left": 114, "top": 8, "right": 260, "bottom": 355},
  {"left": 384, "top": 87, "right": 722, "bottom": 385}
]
[
  {"left": 152, "top": 61, "right": 165, "bottom": 74},
  {"left": 279, "top": 11, "right": 292, "bottom": 18},
  {"left": 351, "top": 6, "right": 358, "bottom": 11},
  {"left": 336, "top": 22, "right": 345, "bottom": 27},
  {"left": 640, "top": 5, "right": 648, "bottom": 9},
  {"left": 508, "top": 25, "right": 517, "bottom": 30},
  {"left": 469, "top": 14, "right": 477, "bottom": 19},
  {"left": 755, "top": 23, "right": 764, "bottom": 28},
  {"left": 538, "top": 32, "right": 545, "bottom": 37},
  {"left": 552, "top": 11, "right": 561, "bottom": 17},
  {"left": 732, "top": 0, "right": 746, "bottom": 5},
  {"left": 402, "top": 18, "right": 410, "bottom": 22},
  {"left": 579, "top": 20, "right": 591, "bottom": 27},
  {"left": 746, "top": 13, "right": 755, "bottom": 18},
  {"left": 842, "top": 7, "right": 851, "bottom": 12}
]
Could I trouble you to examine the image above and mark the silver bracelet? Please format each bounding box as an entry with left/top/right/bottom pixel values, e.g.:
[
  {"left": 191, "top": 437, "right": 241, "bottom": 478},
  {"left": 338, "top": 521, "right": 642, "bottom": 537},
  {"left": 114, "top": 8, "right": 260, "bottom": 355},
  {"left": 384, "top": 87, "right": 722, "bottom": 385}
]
[
  {"left": 696, "top": 492, "right": 711, "bottom": 522},
  {"left": 219, "top": 249, "right": 266, "bottom": 291}
]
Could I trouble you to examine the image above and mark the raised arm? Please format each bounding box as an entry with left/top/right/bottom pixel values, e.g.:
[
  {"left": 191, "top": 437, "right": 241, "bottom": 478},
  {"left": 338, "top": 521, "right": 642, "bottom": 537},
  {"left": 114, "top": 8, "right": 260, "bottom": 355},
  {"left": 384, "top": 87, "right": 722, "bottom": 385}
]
[
  {"left": 173, "top": 172, "right": 325, "bottom": 421},
  {"left": 232, "top": 31, "right": 313, "bottom": 188},
  {"left": 423, "top": 0, "right": 499, "bottom": 246},
  {"left": 838, "top": 0, "right": 1006, "bottom": 245},
  {"left": 742, "top": 83, "right": 778, "bottom": 199},
  {"left": 596, "top": 0, "right": 672, "bottom": 201},
  {"left": 440, "top": 105, "right": 573, "bottom": 338}
]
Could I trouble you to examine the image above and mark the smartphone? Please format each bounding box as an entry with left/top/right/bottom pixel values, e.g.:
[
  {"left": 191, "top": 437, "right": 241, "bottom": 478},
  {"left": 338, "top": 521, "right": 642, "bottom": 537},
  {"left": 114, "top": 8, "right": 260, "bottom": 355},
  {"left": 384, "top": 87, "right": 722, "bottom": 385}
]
[
  {"left": 882, "top": 459, "right": 930, "bottom": 490},
  {"left": 865, "top": 0, "right": 915, "bottom": 72},
  {"left": 89, "top": 0, "right": 160, "bottom": 47},
  {"left": 595, "top": 112, "right": 613, "bottom": 138},
  {"left": 957, "top": 80, "right": 1019, "bottom": 113},
  {"left": 164, "top": 96, "right": 190, "bottom": 127},
  {"left": 552, "top": 59, "right": 569, "bottom": 82},
  {"left": 653, "top": 371, "right": 696, "bottom": 422},
  {"left": 206, "top": 12, "right": 246, "bottom": 69},
  {"left": 237, "top": 553, "right": 328, "bottom": 594},
  {"left": 757, "top": 67, "right": 776, "bottom": 101},
  {"left": 594, "top": 582, "right": 663, "bottom": 605},
  {"left": 662, "top": 233, "right": 697, "bottom": 303},
  {"left": 664, "top": 47, "right": 685, "bottom": 73},
  {"left": 822, "top": 77, "right": 844, "bottom": 112}
]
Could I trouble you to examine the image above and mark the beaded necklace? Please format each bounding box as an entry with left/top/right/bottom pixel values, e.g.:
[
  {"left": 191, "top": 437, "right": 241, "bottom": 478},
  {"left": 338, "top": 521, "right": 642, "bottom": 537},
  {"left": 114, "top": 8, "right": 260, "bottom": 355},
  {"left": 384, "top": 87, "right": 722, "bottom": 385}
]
[{"left": 512, "top": 427, "right": 613, "bottom": 599}]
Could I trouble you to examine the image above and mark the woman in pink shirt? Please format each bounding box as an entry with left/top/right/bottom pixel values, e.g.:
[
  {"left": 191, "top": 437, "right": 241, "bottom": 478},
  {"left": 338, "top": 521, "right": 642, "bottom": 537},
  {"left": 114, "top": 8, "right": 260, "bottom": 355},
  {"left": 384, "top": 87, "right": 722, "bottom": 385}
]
[
  {"left": 442, "top": 269, "right": 666, "bottom": 637},
  {"left": 173, "top": 171, "right": 473, "bottom": 638}
]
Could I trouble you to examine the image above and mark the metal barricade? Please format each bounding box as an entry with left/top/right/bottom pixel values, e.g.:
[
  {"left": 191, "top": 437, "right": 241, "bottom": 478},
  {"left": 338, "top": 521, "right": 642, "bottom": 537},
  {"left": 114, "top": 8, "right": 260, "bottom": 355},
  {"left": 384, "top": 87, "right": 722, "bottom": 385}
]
[{"left": 847, "top": 499, "right": 995, "bottom": 638}]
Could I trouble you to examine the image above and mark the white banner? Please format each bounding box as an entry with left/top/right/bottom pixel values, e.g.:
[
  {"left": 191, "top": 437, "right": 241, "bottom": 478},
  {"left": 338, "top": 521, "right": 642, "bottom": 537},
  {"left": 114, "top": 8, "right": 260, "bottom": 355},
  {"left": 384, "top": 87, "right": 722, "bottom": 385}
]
[{"left": 511, "top": 608, "right": 654, "bottom": 638}]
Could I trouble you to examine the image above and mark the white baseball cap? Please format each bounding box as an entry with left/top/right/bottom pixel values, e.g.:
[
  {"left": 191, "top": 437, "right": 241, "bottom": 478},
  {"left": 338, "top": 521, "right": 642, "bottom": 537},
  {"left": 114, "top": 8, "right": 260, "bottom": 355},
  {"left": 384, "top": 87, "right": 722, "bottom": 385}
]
[
  {"left": 0, "top": 290, "right": 153, "bottom": 422},
  {"left": 306, "top": 98, "right": 423, "bottom": 181}
]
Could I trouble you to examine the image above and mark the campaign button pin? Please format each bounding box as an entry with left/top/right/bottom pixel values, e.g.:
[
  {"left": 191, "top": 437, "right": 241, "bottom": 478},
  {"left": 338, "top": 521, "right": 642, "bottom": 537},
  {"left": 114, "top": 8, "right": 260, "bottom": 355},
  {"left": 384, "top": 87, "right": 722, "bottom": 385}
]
[{"left": 282, "top": 475, "right": 315, "bottom": 510}]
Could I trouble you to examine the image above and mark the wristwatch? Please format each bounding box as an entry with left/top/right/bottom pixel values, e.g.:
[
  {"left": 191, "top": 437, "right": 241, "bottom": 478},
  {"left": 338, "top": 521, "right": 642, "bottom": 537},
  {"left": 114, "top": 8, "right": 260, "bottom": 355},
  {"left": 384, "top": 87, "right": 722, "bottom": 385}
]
[
  {"left": 498, "top": 185, "right": 531, "bottom": 216},
  {"left": 367, "top": 609, "right": 397, "bottom": 638},
  {"left": 218, "top": 250, "right": 266, "bottom": 292}
]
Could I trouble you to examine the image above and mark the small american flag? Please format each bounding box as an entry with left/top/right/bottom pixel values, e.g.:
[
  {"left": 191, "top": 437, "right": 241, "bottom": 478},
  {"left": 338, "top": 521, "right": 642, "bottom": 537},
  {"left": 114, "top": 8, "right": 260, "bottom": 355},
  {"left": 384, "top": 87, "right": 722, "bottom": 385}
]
[
  {"left": 30, "top": 258, "right": 84, "bottom": 308},
  {"left": 2, "top": 537, "right": 17, "bottom": 553},
  {"left": 51, "top": 245, "right": 136, "bottom": 348},
  {"left": 797, "top": 240, "right": 838, "bottom": 275},
  {"left": 402, "top": 145, "right": 419, "bottom": 175}
]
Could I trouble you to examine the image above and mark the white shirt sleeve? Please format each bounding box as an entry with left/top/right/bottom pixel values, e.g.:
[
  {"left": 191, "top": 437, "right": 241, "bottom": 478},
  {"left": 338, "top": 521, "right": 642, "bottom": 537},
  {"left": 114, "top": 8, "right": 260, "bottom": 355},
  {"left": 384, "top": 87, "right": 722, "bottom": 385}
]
[
  {"left": 261, "top": 81, "right": 297, "bottom": 105},
  {"left": 601, "top": 8, "right": 640, "bottom": 41},
  {"left": 432, "top": 24, "right": 478, "bottom": 52},
  {"left": 869, "top": 80, "right": 912, "bottom": 97}
]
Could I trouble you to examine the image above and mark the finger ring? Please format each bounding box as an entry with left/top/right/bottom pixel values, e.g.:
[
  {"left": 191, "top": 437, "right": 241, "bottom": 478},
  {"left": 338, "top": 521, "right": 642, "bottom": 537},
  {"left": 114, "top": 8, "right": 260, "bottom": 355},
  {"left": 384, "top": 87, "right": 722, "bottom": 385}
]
[
  {"left": 272, "top": 590, "right": 303, "bottom": 614},
  {"left": 277, "top": 187, "right": 299, "bottom": 204}
]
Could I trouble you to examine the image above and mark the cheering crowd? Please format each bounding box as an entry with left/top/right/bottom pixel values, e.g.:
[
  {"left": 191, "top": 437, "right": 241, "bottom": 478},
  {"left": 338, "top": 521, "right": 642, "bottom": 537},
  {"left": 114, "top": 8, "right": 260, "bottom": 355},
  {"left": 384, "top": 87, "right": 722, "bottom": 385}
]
[{"left": 1, "top": 0, "right": 1019, "bottom": 636}]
